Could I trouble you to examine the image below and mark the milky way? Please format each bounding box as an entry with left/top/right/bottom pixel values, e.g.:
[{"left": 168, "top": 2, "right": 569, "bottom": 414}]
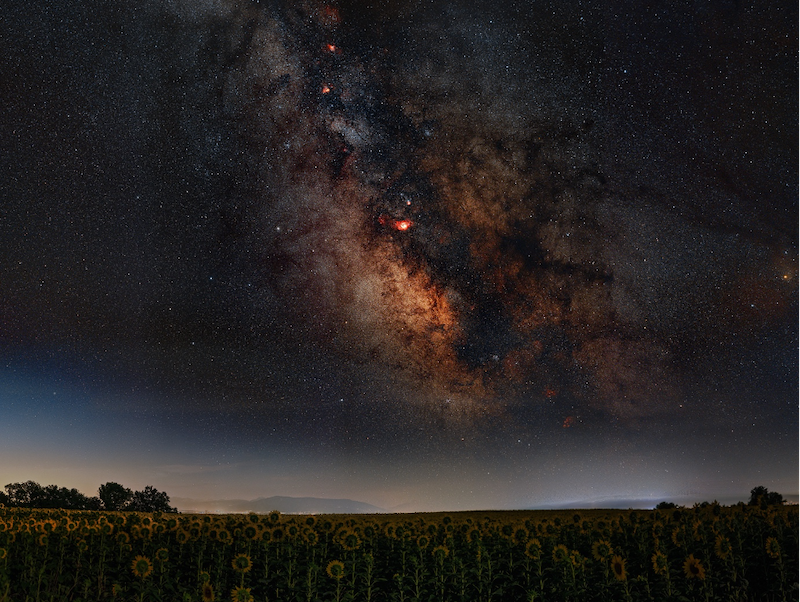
[{"left": 198, "top": 0, "right": 797, "bottom": 429}]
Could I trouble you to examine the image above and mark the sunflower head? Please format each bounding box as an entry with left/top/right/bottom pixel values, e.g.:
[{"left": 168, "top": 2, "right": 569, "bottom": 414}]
[
  {"left": 432, "top": 545, "right": 449, "bottom": 561},
  {"left": 342, "top": 531, "right": 361, "bottom": 551},
  {"left": 230, "top": 586, "right": 254, "bottom": 602},
  {"left": 201, "top": 582, "right": 215, "bottom": 602},
  {"left": 651, "top": 551, "right": 668, "bottom": 576},
  {"left": 243, "top": 525, "right": 259, "bottom": 540},
  {"left": 268, "top": 511, "right": 281, "bottom": 524},
  {"left": 199, "top": 570, "right": 211, "bottom": 584},
  {"left": 0, "top": 548, "right": 6, "bottom": 560},
  {"left": 611, "top": 555, "right": 627, "bottom": 581},
  {"left": 552, "top": 544, "right": 570, "bottom": 564},
  {"left": 131, "top": 555, "right": 153, "bottom": 580},
  {"left": 765, "top": 537, "right": 781, "bottom": 560},
  {"left": 155, "top": 547, "right": 169, "bottom": 562},
  {"left": 326, "top": 560, "right": 345, "bottom": 580},
  {"left": 37, "top": 533, "right": 48, "bottom": 546},
  {"left": 525, "top": 538, "right": 542, "bottom": 560},
  {"left": 714, "top": 535, "right": 732, "bottom": 559},
  {"left": 232, "top": 553, "right": 252, "bottom": 573},
  {"left": 592, "top": 540, "right": 612, "bottom": 562},
  {"left": 683, "top": 554, "right": 706, "bottom": 580},
  {"left": 417, "top": 535, "right": 430, "bottom": 549}
]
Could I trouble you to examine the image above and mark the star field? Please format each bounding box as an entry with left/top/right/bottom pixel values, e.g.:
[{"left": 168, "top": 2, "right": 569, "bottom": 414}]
[{"left": 0, "top": 0, "right": 796, "bottom": 511}]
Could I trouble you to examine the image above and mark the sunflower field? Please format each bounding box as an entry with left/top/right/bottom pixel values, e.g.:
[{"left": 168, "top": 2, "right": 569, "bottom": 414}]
[{"left": 0, "top": 504, "right": 796, "bottom": 601}]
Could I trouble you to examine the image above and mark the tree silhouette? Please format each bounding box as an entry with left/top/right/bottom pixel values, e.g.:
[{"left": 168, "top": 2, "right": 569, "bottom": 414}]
[
  {"left": 4, "top": 481, "right": 45, "bottom": 507},
  {"left": 127, "top": 485, "right": 177, "bottom": 513},
  {"left": 98, "top": 482, "right": 132, "bottom": 511},
  {"left": 748, "top": 486, "right": 785, "bottom": 508},
  {"left": 4, "top": 481, "right": 97, "bottom": 509},
  {"left": 3, "top": 480, "right": 176, "bottom": 511}
]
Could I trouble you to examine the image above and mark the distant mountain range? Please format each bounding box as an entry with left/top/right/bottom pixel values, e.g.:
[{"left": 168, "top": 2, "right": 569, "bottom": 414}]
[{"left": 172, "top": 495, "right": 385, "bottom": 514}]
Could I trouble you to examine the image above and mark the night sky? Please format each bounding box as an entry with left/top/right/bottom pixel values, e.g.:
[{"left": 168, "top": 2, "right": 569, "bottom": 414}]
[{"left": 1, "top": 0, "right": 797, "bottom": 512}]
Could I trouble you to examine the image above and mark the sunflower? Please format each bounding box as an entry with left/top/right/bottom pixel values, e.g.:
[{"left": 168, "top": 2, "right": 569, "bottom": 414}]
[
  {"left": 610, "top": 555, "right": 627, "bottom": 581},
  {"left": 513, "top": 527, "right": 529, "bottom": 544},
  {"left": 199, "top": 570, "right": 211, "bottom": 584},
  {"left": 417, "top": 535, "right": 430, "bottom": 549},
  {"left": 432, "top": 545, "right": 449, "bottom": 560},
  {"left": 304, "top": 529, "right": 319, "bottom": 545},
  {"left": 271, "top": 527, "right": 285, "bottom": 541},
  {"left": 552, "top": 544, "right": 570, "bottom": 564},
  {"left": 0, "top": 548, "right": 6, "bottom": 560},
  {"left": 683, "top": 554, "right": 705, "bottom": 580},
  {"left": 201, "top": 583, "right": 215, "bottom": 602},
  {"left": 341, "top": 530, "right": 362, "bottom": 551},
  {"left": 651, "top": 551, "right": 668, "bottom": 576},
  {"left": 131, "top": 555, "right": 153, "bottom": 580},
  {"left": 269, "top": 511, "right": 281, "bottom": 524},
  {"left": 232, "top": 553, "right": 252, "bottom": 573},
  {"left": 591, "top": 540, "right": 612, "bottom": 562},
  {"left": 525, "top": 538, "right": 542, "bottom": 560},
  {"left": 326, "top": 560, "right": 345, "bottom": 580},
  {"left": 765, "top": 537, "right": 781, "bottom": 560},
  {"left": 155, "top": 547, "right": 169, "bottom": 562},
  {"left": 37, "top": 533, "right": 48, "bottom": 546},
  {"left": 111, "top": 583, "right": 122, "bottom": 598},
  {"left": 714, "top": 535, "right": 732, "bottom": 560},
  {"left": 243, "top": 525, "right": 259, "bottom": 540},
  {"left": 230, "top": 586, "right": 254, "bottom": 602}
]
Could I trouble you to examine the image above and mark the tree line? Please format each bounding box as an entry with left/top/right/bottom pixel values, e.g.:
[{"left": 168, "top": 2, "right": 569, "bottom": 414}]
[
  {"left": 0, "top": 481, "right": 177, "bottom": 513},
  {"left": 654, "top": 486, "right": 786, "bottom": 510}
]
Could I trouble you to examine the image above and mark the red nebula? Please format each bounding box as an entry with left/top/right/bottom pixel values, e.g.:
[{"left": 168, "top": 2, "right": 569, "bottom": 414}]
[
  {"left": 393, "top": 219, "right": 413, "bottom": 231},
  {"left": 322, "top": 5, "right": 341, "bottom": 25},
  {"left": 562, "top": 416, "right": 575, "bottom": 428}
]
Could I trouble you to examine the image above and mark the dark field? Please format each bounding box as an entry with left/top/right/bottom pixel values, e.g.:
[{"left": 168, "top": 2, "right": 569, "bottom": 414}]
[{"left": 0, "top": 505, "right": 796, "bottom": 601}]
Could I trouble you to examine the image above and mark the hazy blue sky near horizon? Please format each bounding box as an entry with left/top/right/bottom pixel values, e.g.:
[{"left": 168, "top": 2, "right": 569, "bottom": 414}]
[{"left": 1, "top": 0, "right": 797, "bottom": 513}]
